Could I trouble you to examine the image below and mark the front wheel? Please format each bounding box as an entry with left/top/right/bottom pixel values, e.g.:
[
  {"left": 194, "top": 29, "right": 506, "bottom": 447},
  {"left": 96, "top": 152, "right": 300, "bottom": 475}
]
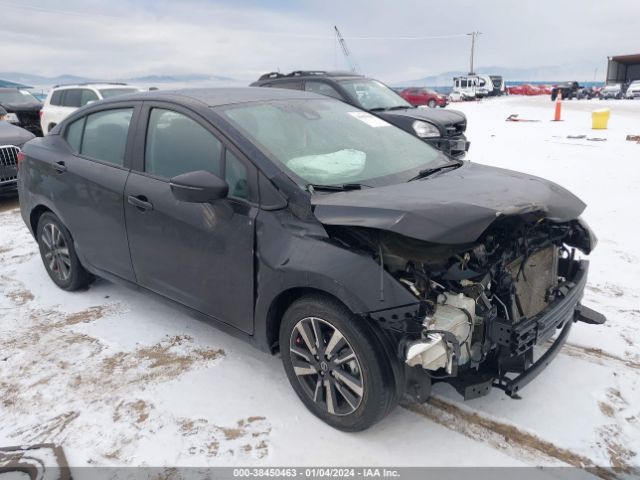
[
  {"left": 427, "top": 99, "right": 437, "bottom": 108},
  {"left": 37, "top": 212, "right": 93, "bottom": 291},
  {"left": 280, "top": 295, "right": 396, "bottom": 431}
]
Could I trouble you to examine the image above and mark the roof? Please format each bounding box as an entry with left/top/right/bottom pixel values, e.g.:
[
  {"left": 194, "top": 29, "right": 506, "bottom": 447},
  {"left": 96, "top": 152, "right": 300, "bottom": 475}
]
[
  {"left": 609, "top": 54, "right": 640, "bottom": 64},
  {"left": 51, "top": 82, "right": 132, "bottom": 89},
  {"left": 257, "top": 70, "right": 362, "bottom": 81},
  {"left": 0, "top": 79, "right": 32, "bottom": 89},
  {"left": 99, "top": 87, "right": 325, "bottom": 107}
]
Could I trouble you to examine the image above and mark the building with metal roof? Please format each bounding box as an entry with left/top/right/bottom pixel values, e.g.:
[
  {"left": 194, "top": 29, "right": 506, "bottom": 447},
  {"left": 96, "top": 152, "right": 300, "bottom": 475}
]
[{"left": 606, "top": 54, "right": 640, "bottom": 85}]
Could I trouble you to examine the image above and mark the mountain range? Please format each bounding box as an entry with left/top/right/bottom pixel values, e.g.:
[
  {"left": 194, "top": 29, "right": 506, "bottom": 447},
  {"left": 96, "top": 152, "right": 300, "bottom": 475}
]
[
  {"left": 2, "top": 61, "right": 603, "bottom": 90},
  {"left": 0, "top": 72, "right": 238, "bottom": 87}
]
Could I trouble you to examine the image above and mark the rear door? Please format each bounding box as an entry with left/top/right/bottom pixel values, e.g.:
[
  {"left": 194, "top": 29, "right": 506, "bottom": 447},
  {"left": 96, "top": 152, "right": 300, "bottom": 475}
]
[
  {"left": 53, "top": 103, "right": 139, "bottom": 281},
  {"left": 124, "top": 103, "right": 258, "bottom": 333}
]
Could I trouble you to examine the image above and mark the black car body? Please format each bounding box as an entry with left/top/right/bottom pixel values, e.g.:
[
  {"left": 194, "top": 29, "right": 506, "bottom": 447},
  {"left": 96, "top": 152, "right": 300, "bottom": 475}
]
[
  {"left": 0, "top": 88, "right": 43, "bottom": 136},
  {"left": 18, "top": 88, "right": 604, "bottom": 431},
  {"left": 251, "top": 71, "right": 469, "bottom": 157},
  {"left": 550, "top": 81, "right": 584, "bottom": 100},
  {"left": 1, "top": 121, "right": 35, "bottom": 193}
]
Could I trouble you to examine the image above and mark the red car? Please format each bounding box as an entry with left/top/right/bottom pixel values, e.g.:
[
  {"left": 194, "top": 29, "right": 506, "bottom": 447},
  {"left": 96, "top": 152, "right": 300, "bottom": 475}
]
[
  {"left": 506, "top": 84, "right": 546, "bottom": 96},
  {"left": 400, "top": 87, "right": 449, "bottom": 108}
]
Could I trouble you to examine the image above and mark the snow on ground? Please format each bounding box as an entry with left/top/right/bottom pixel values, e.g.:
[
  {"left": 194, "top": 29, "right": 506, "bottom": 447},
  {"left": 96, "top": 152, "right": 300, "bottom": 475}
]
[{"left": 0, "top": 95, "right": 639, "bottom": 477}]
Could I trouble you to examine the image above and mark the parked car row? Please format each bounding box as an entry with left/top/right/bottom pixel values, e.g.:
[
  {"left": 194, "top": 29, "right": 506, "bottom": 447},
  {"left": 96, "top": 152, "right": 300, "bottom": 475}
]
[
  {"left": 506, "top": 84, "right": 552, "bottom": 96},
  {"left": 18, "top": 86, "right": 604, "bottom": 431}
]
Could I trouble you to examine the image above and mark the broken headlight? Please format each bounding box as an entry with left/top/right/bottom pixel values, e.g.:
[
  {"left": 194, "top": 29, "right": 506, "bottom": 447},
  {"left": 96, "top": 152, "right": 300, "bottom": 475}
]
[{"left": 412, "top": 120, "right": 440, "bottom": 138}]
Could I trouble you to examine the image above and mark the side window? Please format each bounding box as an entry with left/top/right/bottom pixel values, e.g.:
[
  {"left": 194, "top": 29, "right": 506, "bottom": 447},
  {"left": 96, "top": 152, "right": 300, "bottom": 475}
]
[
  {"left": 64, "top": 117, "right": 85, "bottom": 152},
  {"left": 80, "top": 108, "right": 133, "bottom": 166},
  {"left": 271, "top": 80, "right": 303, "bottom": 90},
  {"left": 304, "top": 81, "right": 343, "bottom": 100},
  {"left": 62, "top": 89, "right": 82, "bottom": 108},
  {"left": 145, "top": 108, "right": 222, "bottom": 179},
  {"left": 50, "top": 90, "right": 63, "bottom": 106},
  {"left": 80, "top": 89, "right": 99, "bottom": 106},
  {"left": 225, "top": 150, "right": 248, "bottom": 199}
]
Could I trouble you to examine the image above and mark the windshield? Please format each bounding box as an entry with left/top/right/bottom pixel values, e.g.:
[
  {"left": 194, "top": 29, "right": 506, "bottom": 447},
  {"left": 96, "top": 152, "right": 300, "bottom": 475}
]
[
  {"left": 217, "top": 98, "right": 445, "bottom": 188},
  {"left": 99, "top": 88, "right": 139, "bottom": 98},
  {"left": 338, "top": 79, "right": 412, "bottom": 111},
  {"left": 0, "top": 89, "right": 39, "bottom": 104}
]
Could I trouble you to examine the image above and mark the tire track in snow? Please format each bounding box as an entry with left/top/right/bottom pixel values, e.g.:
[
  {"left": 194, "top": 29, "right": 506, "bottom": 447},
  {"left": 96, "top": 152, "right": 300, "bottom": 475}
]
[
  {"left": 558, "top": 342, "right": 640, "bottom": 371},
  {"left": 403, "top": 397, "right": 635, "bottom": 480}
]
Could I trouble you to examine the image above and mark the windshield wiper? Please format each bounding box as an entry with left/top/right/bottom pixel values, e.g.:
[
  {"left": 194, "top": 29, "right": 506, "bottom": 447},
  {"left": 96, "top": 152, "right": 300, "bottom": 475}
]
[
  {"left": 306, "top": 183, "right": 371, "bottom": 193},
  {"left": 407, "top": 160, "right": 463, "bottom": 182}
]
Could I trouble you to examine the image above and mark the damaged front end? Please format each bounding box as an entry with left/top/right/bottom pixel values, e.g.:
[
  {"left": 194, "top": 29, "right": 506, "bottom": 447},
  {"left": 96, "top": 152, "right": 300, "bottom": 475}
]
[{"left": 326, "top": 213, "right": 605, "bottom": 402}]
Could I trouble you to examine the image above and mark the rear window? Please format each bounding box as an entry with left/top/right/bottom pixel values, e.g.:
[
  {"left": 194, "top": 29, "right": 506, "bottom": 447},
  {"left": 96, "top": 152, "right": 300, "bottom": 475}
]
[
  {"left": 0, "top": 89, "right": 39, "bottom": 103},
  {"left": 99, "top": 88, "right": 138, "bottom": 99}
]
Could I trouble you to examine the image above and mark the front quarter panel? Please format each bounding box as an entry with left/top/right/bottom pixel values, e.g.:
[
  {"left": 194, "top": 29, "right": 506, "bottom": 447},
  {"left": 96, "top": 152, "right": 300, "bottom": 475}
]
[{"left": 253, "top": 209, "right": 419, "bottom": 350}]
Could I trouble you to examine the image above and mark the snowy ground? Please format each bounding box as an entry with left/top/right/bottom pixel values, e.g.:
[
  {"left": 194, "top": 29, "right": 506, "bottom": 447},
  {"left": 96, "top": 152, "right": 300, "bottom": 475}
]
[{"left": 0, "top": 95, "right": 639, "bottom": 477}]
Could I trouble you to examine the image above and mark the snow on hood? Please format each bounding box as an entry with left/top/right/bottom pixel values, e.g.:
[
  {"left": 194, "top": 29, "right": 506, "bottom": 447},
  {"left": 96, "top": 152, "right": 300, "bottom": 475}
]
[{"left": 311, "top": 162, "right": 586, "bottom": 244}]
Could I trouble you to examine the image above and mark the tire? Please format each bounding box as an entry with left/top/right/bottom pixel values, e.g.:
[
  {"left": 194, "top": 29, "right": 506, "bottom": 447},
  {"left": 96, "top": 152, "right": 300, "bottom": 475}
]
[
  {"left": 551, "top": 93, "right": 557, "bottom": 101},
  {"left": 280, "top": 294, "right": 396, "bottom": 431},
  {"left": 427, "top": 99, "right": 437, "bottom": 108},
  {"left": 37, "top": 212, "right": 93, "bottom": 291}
]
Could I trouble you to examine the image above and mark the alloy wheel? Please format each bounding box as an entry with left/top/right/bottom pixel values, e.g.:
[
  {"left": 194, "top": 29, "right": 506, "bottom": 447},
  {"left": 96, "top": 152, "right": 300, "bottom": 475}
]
[
  {"left": 41, "top": 223, "right": 71, "bottom": 282},
  {"left": 289, "top": 316, "right": 364, "bottom": 416}
]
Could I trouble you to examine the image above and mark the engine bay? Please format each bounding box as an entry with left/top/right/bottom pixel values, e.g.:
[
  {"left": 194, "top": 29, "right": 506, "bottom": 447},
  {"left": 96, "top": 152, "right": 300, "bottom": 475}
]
[{"left": 326, "top": 213, "right": 596, "bottom": 383}]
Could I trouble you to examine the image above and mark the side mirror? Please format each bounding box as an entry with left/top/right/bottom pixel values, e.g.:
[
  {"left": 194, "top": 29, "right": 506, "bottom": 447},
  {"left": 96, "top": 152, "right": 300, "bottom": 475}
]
[{"left": 170, "top": 170, "right": 228, "bottom": 203}]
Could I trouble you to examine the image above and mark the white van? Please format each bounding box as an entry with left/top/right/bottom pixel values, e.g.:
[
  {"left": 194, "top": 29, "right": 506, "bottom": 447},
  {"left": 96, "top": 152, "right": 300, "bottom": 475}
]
[
  {"left": 452, "top": 75, "right": 491, "bottom": 100},
  {"left": 40, "top": 83, "right": 142, "bottom": 135}
]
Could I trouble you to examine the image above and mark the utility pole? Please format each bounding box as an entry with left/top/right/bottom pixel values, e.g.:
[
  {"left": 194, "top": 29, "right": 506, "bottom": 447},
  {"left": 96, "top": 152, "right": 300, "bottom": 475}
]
[{"left": 467, "top": 31, "right": 482, "bottom": 74}]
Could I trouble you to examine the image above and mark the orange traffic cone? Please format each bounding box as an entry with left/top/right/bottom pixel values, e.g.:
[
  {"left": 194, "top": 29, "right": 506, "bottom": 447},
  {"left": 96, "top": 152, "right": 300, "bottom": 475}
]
[{"left": 553, "top": 90, "right": 562, "bottom": 121}]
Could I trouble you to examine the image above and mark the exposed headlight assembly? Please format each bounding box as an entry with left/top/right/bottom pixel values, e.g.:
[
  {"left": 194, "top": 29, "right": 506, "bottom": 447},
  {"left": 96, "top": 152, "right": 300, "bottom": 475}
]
[{"left": 412, "top": 120, "right": 440, "bottom": 138}]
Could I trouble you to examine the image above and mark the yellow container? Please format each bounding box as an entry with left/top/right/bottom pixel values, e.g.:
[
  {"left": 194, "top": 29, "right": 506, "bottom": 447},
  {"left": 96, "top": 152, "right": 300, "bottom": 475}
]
[{"left": 592, "top": 108, "right": 610, "bottom": 129}]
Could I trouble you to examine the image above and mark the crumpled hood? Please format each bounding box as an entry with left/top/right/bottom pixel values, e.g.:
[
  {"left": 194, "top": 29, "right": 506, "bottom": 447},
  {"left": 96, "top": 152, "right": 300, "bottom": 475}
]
[
  {"left": 312, "top": 162, "right": 586, "bottom": 244},
  {"left": 0, "top": 122, "right": 35, "bottom": 147},
  {"left": 0, "top": 101, "right": 42, "bottom": 112},
  {"left": 382, "top": 107, "right": 466, "bottom": 127}
]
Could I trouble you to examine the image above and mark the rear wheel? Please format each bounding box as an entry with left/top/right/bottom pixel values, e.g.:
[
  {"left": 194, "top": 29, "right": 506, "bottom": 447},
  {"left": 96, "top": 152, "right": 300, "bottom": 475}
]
[
  {"left": 37, "top": 212, "right": 93, "bottom": 291},
  {"left": 280, "top": 295, "right": 396, "bottom": 431},
  {"left": 427, "top": 99, "right": 437, "bottom": 108}
]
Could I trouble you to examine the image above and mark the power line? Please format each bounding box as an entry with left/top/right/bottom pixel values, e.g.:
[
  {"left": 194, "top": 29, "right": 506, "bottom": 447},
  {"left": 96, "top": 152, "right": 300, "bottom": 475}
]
[{"left": 0, "top": 0, "right": 120, "bottom": 19}]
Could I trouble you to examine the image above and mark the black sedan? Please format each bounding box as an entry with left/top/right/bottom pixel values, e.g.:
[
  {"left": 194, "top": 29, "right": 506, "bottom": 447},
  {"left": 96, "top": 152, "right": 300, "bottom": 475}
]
[{"left": 18, "top": 88, "right": 604, "bottom": 431}]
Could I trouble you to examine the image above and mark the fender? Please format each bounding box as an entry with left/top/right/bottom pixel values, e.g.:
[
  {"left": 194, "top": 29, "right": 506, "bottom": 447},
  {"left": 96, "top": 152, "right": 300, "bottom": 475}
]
[{"left": 252, "top": 210, "right": 418, "bottom": 350}]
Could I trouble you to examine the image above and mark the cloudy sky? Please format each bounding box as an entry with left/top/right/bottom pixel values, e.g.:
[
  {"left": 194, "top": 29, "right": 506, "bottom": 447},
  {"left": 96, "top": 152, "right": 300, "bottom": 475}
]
[{"left": 1, "top": 0, "right": 638, "bottom": 83}]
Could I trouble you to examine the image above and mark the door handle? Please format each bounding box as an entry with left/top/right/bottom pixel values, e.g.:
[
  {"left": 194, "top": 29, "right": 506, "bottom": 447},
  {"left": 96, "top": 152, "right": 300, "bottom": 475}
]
[
  {"left": 53, "top": 161, "right": 67, "bottom": 173},
  {"left": 127, "top": 195, "right": 154, "bottom": 212}
]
